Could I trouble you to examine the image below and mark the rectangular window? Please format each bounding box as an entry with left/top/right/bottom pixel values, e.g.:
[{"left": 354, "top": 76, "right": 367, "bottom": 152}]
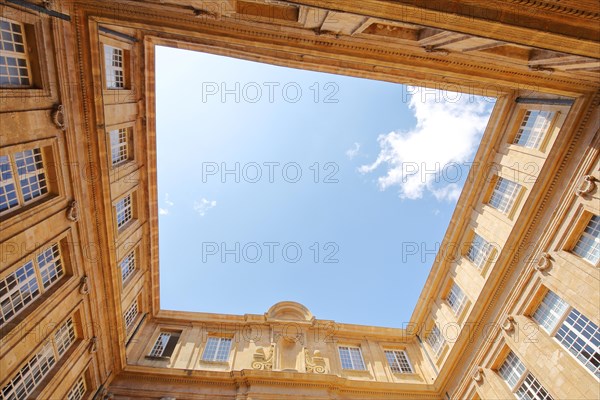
[
  {"left": 573, "top": 214, "right": 599, "bottom": 265},
  {"left": 533, "top": 289, "right": 600, "bottom": 378},
  {"left": 0, "top": 241, "right": 65, "bottom": 327},
  {"left": 109, "top": 127, "right": 131, "bottom": 166},
  {"left": 467, "top": 233, "right": 493, "bottom": 270},
  {"left": 447, "top": 283, "right": 467, "bottom": 316},
  {"left": 489, "top": 177, "right": 521, "bottom": 214},
  {"left": 384, "top": 350, "right": 413, "bottom": 373},
  {"left": 123, "top": 300, "right": 139, "bottom": 333},
  {"left": 1, "top": 147, "right": 49, "bottom": 215},
  {"left": 338, "top": 346, "right": 366, "bottom": 370},
  {"left": 67, "top": 375, "right": 86, "bottom": 400},
  {"left": 54, "top": 317, "right": 75, "bottom": 357},
  {"left": 115, "top": 194, "right": 133, "bottom": 230},
  {"left": 104, "top": 44, "right": 125, "bottom": 89},
  {"left": 499, "top": 351, "right": 553, "bottom": 400},
  {"left": 513, "top": 110, "right": 555, "bottom": 149},
  {"left": 0, "top": 18, "right": 31, "bottom": 87},
  {"left": 119, "top": 249, "right": 136, "bottom": 284},
  {"left": 202, "top": 337, "right": 232, "bottom": 362},
  {"left": 149, "top": 331, "right": 180, "bottom": 358},
  {"left": 426, "top": 324, "right": 446, "bottom": 357},
  {"left": 1, "top": 316, "right": 75, "bottom": 400}
]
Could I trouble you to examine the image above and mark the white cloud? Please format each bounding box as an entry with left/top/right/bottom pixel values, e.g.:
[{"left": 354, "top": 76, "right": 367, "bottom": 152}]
[
  {"left": 359, "top": 88, "right": 491, "bottom": 202},
  {"left": 345, "top": 142, "right": 361, "bottom": 159},
  {"left": 165, "top": 193, "right": 174, "bottom": 207},
  {"left": 193, "top": 198, "right": 217, "bottom": 216},
  {"left": 159, "top": 192, "right": 174, "bottom": 216},
  {"left": 159, "top": 208, "right": 169, "bottom": 215}
]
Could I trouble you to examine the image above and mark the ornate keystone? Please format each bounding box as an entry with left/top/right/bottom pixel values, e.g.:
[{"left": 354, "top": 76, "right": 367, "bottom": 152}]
[
  {"left": 305, "top": 349, "right": 326, "bottom": 374},
  {"left": 576, "top": 175, "right": 597, "bottom": 196},
  {"left": 502, "top": 316, "right": 516, "bottom": 333},
  {"left": 51, "top": 104, "right": 66, "bottom": 131},
  {"left": 67, "top": 200, "right": 79, "bottom": 222},
  {"left": 535, "top": 253, "right": 551, "bottom": 272},
  {"left": 251, "top": 344, "right": 274, "bottom": 370},
  {"left": 472, "top": 367, "right": 484, "bottom": 383},
  {"left": 89, "top": 336, "right": 98, "bottom": 354},
  {"left": 79, "top": 276, "right": 90, "bottom": 295}
]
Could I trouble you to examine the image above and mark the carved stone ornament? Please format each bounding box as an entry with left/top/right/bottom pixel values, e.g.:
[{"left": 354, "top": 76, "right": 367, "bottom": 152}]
[
  {"left": 305, "top": 348, "right": 326, "bottom": 374},
  {"left": 51, "top": 104, "right": 66, "bottom": 131},
  {"left": 79, "top": 276, "right": 90, "bottom": 295},
  {"left": 101, "top": 389, "right": 114, "bottom": 400},
  {"left": 535, "top": 253, "right": 551, "bottom": 272},
  {"left": 576, "top": 175, "right": 597, "bottom": 196},
  {"left": 502, "top": 316, "right": 516, "bottom": 333},
  {"left": 472, "top": 367, "right": 484, "bottom": 383},
  {"left": 67, "top": 200, "right": 79, "bottom": 222},
  {"left": 251, "top": 344, "right": 275, "bottom": 370},
  {"left": 89, "top": 336, "right": 98, "bottom": 354}
]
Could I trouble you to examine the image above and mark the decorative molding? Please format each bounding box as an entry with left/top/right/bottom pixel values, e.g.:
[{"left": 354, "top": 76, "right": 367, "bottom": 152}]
[
  {"left": 472, "top": 367, "right": 484, "bottom": 383},
  {"left": 67, "top": 200, "right": 79, "bottom": 222},
  {"left": 501, "top": 316, "right": 516, "bottom": 333},
  {"left": 251, "top": 344, "right": 275, "bottom": 370},
  {"left": 79, "top": 275, "right": 90, "bottom": 295},
  {"left": 51, "top": 104, "right": 66, "bottom": 131},
  {"left": 576, "top": 175, "right": 597, "bottom": 196},
  {"left": 305, "top": 348, "right": 326, "bottom": 374},
  {"left": 535, "top": 253, "right": 552, "bottom": 272}
]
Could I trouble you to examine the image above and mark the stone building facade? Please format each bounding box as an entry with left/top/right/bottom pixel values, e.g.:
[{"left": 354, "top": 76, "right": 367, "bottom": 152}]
[{"left": 0, "top": 1, "right": 598, "bottom": 399}]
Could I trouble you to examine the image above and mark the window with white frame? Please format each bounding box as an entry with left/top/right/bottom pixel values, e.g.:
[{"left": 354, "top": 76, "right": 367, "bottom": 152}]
[
  {"left": 498, "top": 351, "right": 554, "bottom": 400},
  {"left": 202, "top": 337, "right": 232, "bottom": 362},
  {"left": 109, "top": 127, "right": 131, "bottom": 166},
  {"left": 447, "top": 282, "right": 467, "bottom": 316},
  {"left": 0, "top": 18, "right": 31, "bottom": 87},
  {"left": 489, "top": 177, "right": 521, "bottom": 214},
  {"left": 1, "top": 148, "right": 49, "bottom": 215},
  {"left": 104, "top": 44, "right": 125, "bottom": 89},
  {"left": 426, "top": 324, "right": 446, "bottom": 357},
  {"left": 149, "top": 331, "right": 180, "bottom": 358},
  {"left": 119, "top": 249, "right": 136, "bottom": 284},
  {"left": 123, "top": 300, "right": 139, "bottom": 333},
  {"left": 533, "top": 289, "right": 600, "bottom": 378},
  {"left": 513, "top": 110, "right": 555, "bottom": 149},
  {"left": 115, "top": 194, "right": 133, "bottom": 230},
  {"left": 384, "top": 350, "right": 413, "bottom": 373},
  {"left": 67, "top": 375, "right": 86, "bottom": 400},
  {"left": 54, "top": 317, "right": 76, "bottom": 357},
  {"left": 467, "top": 233, "right": 493, "bottom": 270},
  {"left": 573, "top": 214, "right": 599, "bottom": 265},
  {"left": 0, "top": 241, "right": 65, "bottom": 327},
  {"left": 338, "top": 346, "right": 366, "bottom": 370},
  {"left": 1, "top": 316, "right": 76, "bottom": 400}
]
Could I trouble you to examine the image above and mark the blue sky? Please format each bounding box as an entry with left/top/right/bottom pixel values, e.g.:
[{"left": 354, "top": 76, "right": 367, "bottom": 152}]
[{"left": 156, "top": 46, "right": 495, "bottom": 328}]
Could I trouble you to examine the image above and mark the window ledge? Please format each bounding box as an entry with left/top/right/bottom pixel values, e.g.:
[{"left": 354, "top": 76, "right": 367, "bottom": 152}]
[{"left": 145, "top": 355, "right": 171, "bottom": 361}]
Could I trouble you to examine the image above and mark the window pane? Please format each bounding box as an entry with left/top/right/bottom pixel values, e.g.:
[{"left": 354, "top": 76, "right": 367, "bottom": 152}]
[
  {"left": 149, "top": 332, "right": 171, "bottom": 357},
  {"left": 0, "top": 261, "right": 40, "bottom": 326},
  {"left": 202, "top": 337, "right": 231, "bottom": 362},
  {"left": 14, "top": 148, "right": 48, "bottom": 203},
  {"left": 0, "top": 155, "right": 19, "bottom": 213},
  {"left": 573, "top": 215, "right": 600, "bottom": 265},
  {"left": 467, "top": 233, "right": 492, "bottom": 269},
  {"left": 104, "top": 45, "right": 125, "bottom": 89},
  {"left": 385, "top": 350, "right": 413, "bottom": 373},
  {"left": 0, "top": 19, "right": 30, "bottom": 87},
  {"left": 123, "top": 300, "right": 139, "bottom": 332},
  {"left": 119, "top": 249, "right": 136, "bottom": 283},
  {"left": 447, "top": 283, "right": 467, "bottom": 315},
  {"left": 499, "top": 351, "right": 526, "bottom": 389},
  {"left": 532, "top": 290, "right": 569, "bottom": 332},
  {"left": 67, "top": 375, "right": 86, "bottom": 400},
  {"left": 37, "top": 243, "right": 64, "bottom": 290},
  {"left": 427, "top": 325, "right": 445, "bottom": 357},
  {"left": 339, "top": 346, "right": 365, "bottom": 370},
  {"left": 109, "top": 128, "right": 130, "bottom": 166},
  {"left": 489, "top": 177, "right": 521, "bottom": 214},
  {"left": 556, "top": 308, "right": 600, "bottom": 378},
  {"left": 514, "top": 110, "right": 554, "bottom": 149},
  {"left": 115, "top": 194, "right": 133, "bottom": 229},
  {"left": 54, "top": 317, "right": 75, "bottom": 357}
]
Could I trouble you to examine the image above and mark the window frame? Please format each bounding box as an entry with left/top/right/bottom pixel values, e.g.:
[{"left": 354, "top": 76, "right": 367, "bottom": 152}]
[
  {"left": 384, "top": 349, "right": 414, "bottom": 374},
  {"left": 113, "top": 189, "right": 138, "bottom": 235},
  {"left": 487, "top": 175, "right": 523, "bottom": 217},
  {"left": 338, "top": 345, "right": 367, "bottom": 371},
  {"left": 571, "top": 213, "right": 599, "bottom": 266},
  {"left": 426, "top": 323, "right": 447, "bottom": 358},
  {"left": 497, "top": 350, "right": 555, "bottom": 400},
  {"left": 147, "top": 330, "right": 182, "bottom": 359},
  {"left": 0, "top": 18, "right": 33, "bottom": 88},
  {"left": 99, "top": 34, "right": 133, "bottom": 93},
  {"left": 107, "top": 124, "right": 134, "bottom": 168},
  {"left": 201, "top": 336, "right": 233, "bottom": 363},
  {"left": 446, "top": 281, "right": 468, "bottom": 317}
]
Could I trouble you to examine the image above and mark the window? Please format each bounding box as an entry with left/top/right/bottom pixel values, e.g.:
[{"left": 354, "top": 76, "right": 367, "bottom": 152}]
[
  {"left": 1, "top": 148, "right": 49, "bottom": 215},
  {"left": 573, "top": 214, "right": 599, "bottom": 265},
  {"left": 0, "top": 18, "right": 31, "bottom": 87},
  {"left": 338, "top": 346, "right": 366, "bottom": 370},
  {"left": 104, "top": 44, "right": 125, "bottom": 89},
  {"left": 202, "top": 337, "right": 232, "bottom": 362},
  {"left": 54, "top": 317, "right": 76, "bottom": 357},
  {"left": 467, "top": 233, "right": 493, "bottom": 270},
  {"left": 109, "top": 127, "right": 131, "bottom": 166},
  {"left": 115, "top": 194, "right": 133, "bottom": 230},
  {"left": 1, "top": 316, "right": 75, "bottom": 400},
  {"left": 426, "top": 324, "right": 446, "bottom": 357},
  {"left": 513, "top": 110, "right": 555, "bottom": 149},
  {"left": 384, "top": 350, "right": 413, "bottom": 373},
  {"left": 447, "top": 282, "right": 467, "bottom": 316},
  {"left": 533, "top": 289, "right": 600, "bottom": 378},
  {"left": 148, "top": 331, "right": 181, "bottom": 358},
  {"left": 489, "top": 177, "right": 521, "bottom": 214},
  {"left": 498, "top": 351, "right": 553, "bottom": 400},
  {"left": 67, "top": 375, "right": 86, "bottom": 400},
  {"left": 1, "top": 241, "right": 65, "bottom": 327},
  {"left": 119, "top": 249, "right": 136, "bottom": 284},
  {"left": 123, "top": 300, "right": 139, "bottom": 333}
]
